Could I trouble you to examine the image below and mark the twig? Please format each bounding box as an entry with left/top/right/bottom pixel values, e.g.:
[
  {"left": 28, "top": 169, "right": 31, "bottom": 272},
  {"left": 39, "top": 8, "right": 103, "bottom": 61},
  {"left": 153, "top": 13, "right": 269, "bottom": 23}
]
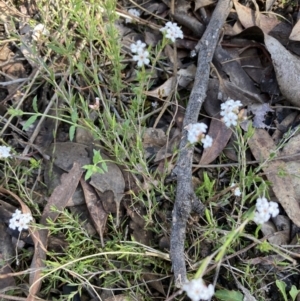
[{"left": 170, "top": 0, "right": 233, "bottom": 287}]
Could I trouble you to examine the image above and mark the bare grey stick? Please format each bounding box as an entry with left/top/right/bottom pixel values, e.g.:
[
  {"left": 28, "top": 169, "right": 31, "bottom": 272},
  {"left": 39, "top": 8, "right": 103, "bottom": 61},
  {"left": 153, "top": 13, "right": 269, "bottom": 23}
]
[{"left": 170, "top": 0, "right": 233, "bottom": 287}]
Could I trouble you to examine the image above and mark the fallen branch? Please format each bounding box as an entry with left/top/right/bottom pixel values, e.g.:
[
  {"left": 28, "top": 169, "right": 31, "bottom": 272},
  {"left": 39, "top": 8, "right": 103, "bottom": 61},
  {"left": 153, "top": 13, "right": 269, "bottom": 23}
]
[{"left": 170, "top": 0, "right": 233, "bottom": 287}]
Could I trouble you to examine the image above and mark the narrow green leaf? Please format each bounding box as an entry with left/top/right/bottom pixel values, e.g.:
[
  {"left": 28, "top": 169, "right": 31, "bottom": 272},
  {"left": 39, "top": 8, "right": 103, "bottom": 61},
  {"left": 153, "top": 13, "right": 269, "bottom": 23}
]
[
  {"left": 32, "top": 96, "right": 38, "bottom": 113},
  {"left": 101, "top": 162, "right": 108, "bottom": 172},
  {"left": 92, "top": 150, "right": 101, "bottom": 164},
  {"left": 94, "top": 166, "right": 105, "bottom": 174},
  {"left": 22, "top": 115, "right": 38, "bottom": 130},
  {"left": 69, "top": 125, "right": 76, "bottom": 141},
  {"left": 7, "top": 108, "right": 24, "bottom": 117},
  {"left": 289, "top": 285, "right": 300, "bottom": 301},
  {"left": 84, "top": 168, "right": 93, "bottom": 181},
  {"left": 214, "top": 289, "right": 243, "bottom": 301},
  {"left": 276, "top": 280, "right": 288, "bottom": 301}
]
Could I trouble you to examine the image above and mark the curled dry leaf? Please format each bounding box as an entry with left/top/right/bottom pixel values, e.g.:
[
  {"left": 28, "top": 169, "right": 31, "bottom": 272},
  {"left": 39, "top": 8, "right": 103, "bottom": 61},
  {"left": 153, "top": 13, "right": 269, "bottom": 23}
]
[
  {"left": 199, "top": 118, "right": 232, "bottom": 164},
  {"left": 194, "top": 0, "right": 216, "bottom": 11},
  {"left": 233, "top": 0, "right": 291, "bottom": 45},
  {"left": 289, "top": 19, "right": 300, "bottom": 41},
  {"left": 264, "top": 33, "right": 300, "bottom": 108},
  {"left": 80, "top": 179, "right": 108, "bottom": 247},
  {"left": 248, "top": 129, "right": 300, "bottom": 227},
  {"left": 146, "top": 77, "right": 174, "bottom": 99},
  {"left": 28, "top": 162, "right": 83, "bottom": 300}
]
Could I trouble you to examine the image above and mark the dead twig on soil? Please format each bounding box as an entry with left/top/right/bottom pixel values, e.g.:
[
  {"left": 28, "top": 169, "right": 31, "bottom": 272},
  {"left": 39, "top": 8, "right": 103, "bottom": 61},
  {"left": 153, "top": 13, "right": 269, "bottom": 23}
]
[{"left": 170, "top": 0, "right": 233, "bottom": 287}]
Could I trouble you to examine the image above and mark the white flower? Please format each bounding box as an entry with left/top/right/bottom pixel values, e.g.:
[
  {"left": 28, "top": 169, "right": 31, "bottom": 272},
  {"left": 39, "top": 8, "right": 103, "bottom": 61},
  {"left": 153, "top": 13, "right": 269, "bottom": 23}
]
[
  {"left": 186, "top": 123, "right": 207, "bottom": 144},
  {"left": 32, "top": 24, "right": 49, "bottom": 41},
  {"left": 268, "top": 201, "right": 279, "bottom": 217},
  {"left": 253, "top": 197, "right": 279, "bottom": 224},
  {"left": 160, "top": 22, "right": 183, "bottom": 42},
  {"left": 133, "top": 49, "right": 150, "bottom": 67},
  {"left": 152, "top": 101, "right": 158, "bottom": 109},
  {"left": 201, "top": 135, "right": 213, "bottom": 149},
  {"left": 220, "top": 99, "right": 242, "bottom": 127},
  {"left": 253, "top": 210, "right": 270, "bottom": 224},
  {"left": 182, "top": 278, "right": 214, "bottom": 301},
  {"left": 130, "top": 40, "right": 146, "bottom": 53},
  {"left": 125, "top": 8, "right": 141, "bottom": 23},
  {"left": 230, "top": 183, "right": 241, "bottom": 197},
  {"left": 223, "top": 111, "right": 238, "bottom": 127},
  {"left": 256, "top": 197, "right": 269, "bottom": 211},
  {"left": 0, "top": 145, "right": 12, "bottom": 159},
  {"left": 89, "top": 97, "right": 100, "bottom": 110},
  {"left": 9, "top": 209, "right": 33, "bottom": 232}
]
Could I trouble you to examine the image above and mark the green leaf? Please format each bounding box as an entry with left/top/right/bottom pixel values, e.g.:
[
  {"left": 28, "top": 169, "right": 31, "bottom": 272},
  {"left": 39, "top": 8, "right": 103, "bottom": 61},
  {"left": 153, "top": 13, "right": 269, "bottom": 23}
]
[
  {"left": 7, "top": 108, "right": 24, "bottom": 117},
  {"left": 92, "top": 150, "right": 101, "bottom": 164},
  {"left": 69, "top": 125, "right": 76, "bottom": 141},
  {"left": 101, "top": 161, "right": 108, "bottom": 172},
  {"left": 276, "top": 280, "right": 288, "bottom": 301},
  {"left": 214, "top": 289, "right": 243, "bottom": 301},
  {"left": 71, "top": 109, "right": 78, "bottom": 123},
  {"left": 32, "top": 96, "right": 38, "bottom": 113},
  {"left": 289, "top": 285, "right": 300, "bottom": 301},
  {"left": 22, "top": 115, "right": 38, "bottom": 130},
  {"left": 94, "top": 166, "right": 105, "bottom": 174},
  {"left": 84, "top": 168, "right": 93, "bottom": 181}
]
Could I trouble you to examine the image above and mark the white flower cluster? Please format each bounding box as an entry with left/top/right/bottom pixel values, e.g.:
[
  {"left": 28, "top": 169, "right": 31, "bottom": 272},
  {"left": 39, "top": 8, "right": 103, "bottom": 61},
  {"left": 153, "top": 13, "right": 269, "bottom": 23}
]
[
  {"left": 160, "top": 22, "right": 184, "bottom": 42},
  {"left": 220, "top": 99, "right": 242, "bottom": 127},
  {"left": 0, "top": 145, "right": 12, "bottom": 159},
  {"left": 130, "top": 40, "right": 150, "bottom": 67},
  {"left": 182, "top": 278, "right": 214, "bottom": 301},
  {"left": 9, "top": 209, "right": 33, "bottom": 232},
  {"left": 253, "top": 197, "right": 279, "bottom": 224},
  {"left": 32, "top": 24, "right": 49, "bottom": 41},
  {"left": 125, "top": 8, "right": 141, "bottom": 23},
  {"left": 230, "top": 183, "right": 241, "bottom": 197},
  {"left": 186, "top": 123, "right": 213, "bottom": 148}
]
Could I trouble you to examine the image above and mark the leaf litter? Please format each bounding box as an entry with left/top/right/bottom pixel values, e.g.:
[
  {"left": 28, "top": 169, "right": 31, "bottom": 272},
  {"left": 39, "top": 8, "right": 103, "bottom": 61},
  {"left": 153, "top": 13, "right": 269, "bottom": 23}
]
[{"left": 1, "top": 0, "right": 300, "bottom": 300}]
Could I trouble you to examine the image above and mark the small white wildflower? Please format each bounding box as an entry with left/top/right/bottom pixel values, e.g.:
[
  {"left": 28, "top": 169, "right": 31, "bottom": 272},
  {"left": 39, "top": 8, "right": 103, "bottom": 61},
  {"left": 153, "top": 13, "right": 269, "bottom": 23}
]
[
  {"left": 220, "top": 99, "right": 243, "bottom": 127},
  {"left": 125, "top": 8, "right": 141, "bottom": 23},
  {"left": 32, "top": 24, "right": 49, "bottom": 41},
  {"left": 230, "top": 183, "right": 241, "bottom": 197},
  {"left": 223, "top": 111, "right": 238, "bottom": 127},
  {"left": 89, "top": 97, "right": 100, "bottom": 110},
  {"left": 151, "top": 101, "right": 158, "bottom": 109},
  {"left": 133, "top": 49, "right": 150, "bottom": 67},
  {"left": 253, "top": 197, "right": 279, "bottom": 224},
  {"left": 0, "top": 145, "right": 12, "bottom": 159},
  {"left": 186, "top": 123, "right": 207, "bottom": 144},
  {"left": 182, "top": 278, "right": 214, "bottom": 301},
  {"left": 201, "top": 135, "right": 213, "bottom": 149},
  {"left": 130, "top": 40, "right": 146, "bottom": 53},
  {"left": 9, "top": 209, "right": 33, "bottom": 232},
  {"left": 253, "top": 210, "right": 270, "bottom": 224},
  {"left": 268, "top": 201, "right": 279, "bottom": 217},
  {"left": 160, "top": 22, "right": 183, "bottom": 42},
  {"left": 256, "top": 197, "right": 269, "bottom": 211}
]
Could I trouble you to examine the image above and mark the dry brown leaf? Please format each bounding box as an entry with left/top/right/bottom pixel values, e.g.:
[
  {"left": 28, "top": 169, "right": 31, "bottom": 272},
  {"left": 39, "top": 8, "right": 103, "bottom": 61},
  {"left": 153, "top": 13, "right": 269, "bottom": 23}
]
[
  {"left": 220, "top": 79, "right": 265, "bottom": 105},
  {"left": 233, "top": 0, "right": 291, "bottom": 45},
  {"left": 89, "top": 151, "right": 125, "bottom": 227},
  {"left": 80, "top": 179, "right": 108, "bottom": 247},
  {"left": 200, "top": 118, "right": 232, "bottom": 164},
  {"left": 248, "top": 129, "right": 300, "bottom": 227},
  {"left": 289, "top": 19, "right": 300, "bottom": 41},
  {"left": 146, "top": 77, "right": 174, "bottom": 99},
  {"left": 142, "top": 272, "right": 165, "bottom": 295},
  {"left": 264, "top": 33, "right": 300, "bottom": 108},
  {"left": 194, "top": 0, "right": 216, "bottom": 11},
  {"left": 142, "top": 127, "right": 167, "bottom": 159},
  {"left": 28, "top": 162, "right": 83, "bottom": 300}
]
